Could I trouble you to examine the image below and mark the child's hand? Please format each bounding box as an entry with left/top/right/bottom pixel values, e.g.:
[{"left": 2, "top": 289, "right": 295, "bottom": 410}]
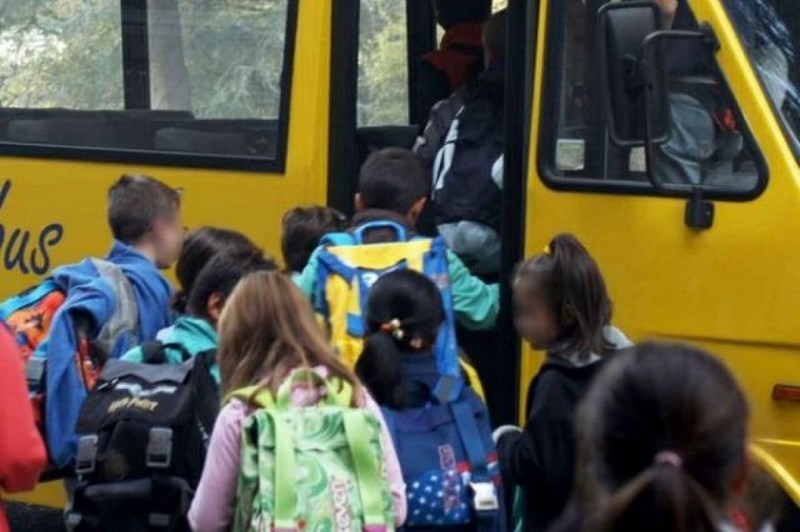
[{"left": 492, "top": 425, "right": 522, "bottom": 444}]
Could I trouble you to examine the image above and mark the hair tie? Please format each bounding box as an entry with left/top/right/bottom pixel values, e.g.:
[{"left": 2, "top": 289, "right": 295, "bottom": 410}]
[
  {"left": 380, "top": 318, "right": 405, "bottom": 341},
  {"left": 654, "top": 451, "right": 683, "bottom": 468},
  {"left": 543, "top": 244, "right": 552, "bottom": 255}
]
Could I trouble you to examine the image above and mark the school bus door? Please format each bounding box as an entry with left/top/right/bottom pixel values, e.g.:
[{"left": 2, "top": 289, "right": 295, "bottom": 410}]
[{"left": 522, "top": 0, "right": 800, "bottom": 502}]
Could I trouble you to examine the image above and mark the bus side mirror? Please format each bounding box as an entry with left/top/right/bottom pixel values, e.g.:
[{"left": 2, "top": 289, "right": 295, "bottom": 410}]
[
  {"left": 597, "top": 1, "right": 663, "bottom": 147},
  {"left": 641, "top": 28, "right": 720, "bottom": 153}
]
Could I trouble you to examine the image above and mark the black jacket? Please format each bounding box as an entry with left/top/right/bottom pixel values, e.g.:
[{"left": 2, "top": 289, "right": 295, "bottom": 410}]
[{"left": 496, "top": 356, "right": 607, "bottom": 532}]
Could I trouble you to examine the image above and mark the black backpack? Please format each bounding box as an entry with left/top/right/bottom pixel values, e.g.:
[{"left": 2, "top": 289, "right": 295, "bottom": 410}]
[
  {"left": 431, "top": 87, "right": 504, "bottom": 232},
  {"left": 65, "top": 342, "right": 219, "bottom": 532}
]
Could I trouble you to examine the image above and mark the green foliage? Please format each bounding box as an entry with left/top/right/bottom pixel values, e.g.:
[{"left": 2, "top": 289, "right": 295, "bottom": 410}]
[
  {"left": 357, "top": 0, "right": 408, "bottom": 127},
  {"left": 0, "top": 0, "right": 287, "bottom": 118}
]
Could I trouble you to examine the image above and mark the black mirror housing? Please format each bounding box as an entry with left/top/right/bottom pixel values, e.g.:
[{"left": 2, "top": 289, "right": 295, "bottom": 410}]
[{"left": 598, "top": 1, "right": 662, "bottom": 147}]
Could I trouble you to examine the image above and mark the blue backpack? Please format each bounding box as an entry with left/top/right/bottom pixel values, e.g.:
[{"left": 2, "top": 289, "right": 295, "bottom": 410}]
[{"left": 382, "top": 385, "right": 506, "bottom": 531}]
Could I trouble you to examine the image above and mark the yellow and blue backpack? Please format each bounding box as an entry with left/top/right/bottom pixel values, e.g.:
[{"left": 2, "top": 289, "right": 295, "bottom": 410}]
[{"left": 314, "top": 220, "right": 465, "bottom": 403}]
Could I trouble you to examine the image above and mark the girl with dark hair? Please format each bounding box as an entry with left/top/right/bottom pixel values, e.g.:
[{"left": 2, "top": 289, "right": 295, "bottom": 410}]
[
  {"left": 356, "top": 269, "right": 504, "bottom": 531},
  {"left": 355, "top": 269, "right": 448, "bottom": 409},
  {"left": 171, "top": 227, "right": 261, "bottom": 314},
  {"left": 563, "top": 342, "right": 752, "bottom": 532},
  {"left": 494, "top": 233, "right": 632, "bottom": 532}
]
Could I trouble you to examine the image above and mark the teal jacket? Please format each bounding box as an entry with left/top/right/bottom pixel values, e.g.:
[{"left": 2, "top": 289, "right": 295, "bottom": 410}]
[
  {"left": 295, "top": 237, "right": 500, "bottom": 331},
  {"left": 122, "top": 316, "right": 221, "bottom": 385}
]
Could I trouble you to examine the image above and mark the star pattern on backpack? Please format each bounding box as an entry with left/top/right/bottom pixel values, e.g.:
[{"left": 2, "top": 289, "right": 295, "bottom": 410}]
[{"left": 406, "top": 470, "right": 470, "bottom": 525}]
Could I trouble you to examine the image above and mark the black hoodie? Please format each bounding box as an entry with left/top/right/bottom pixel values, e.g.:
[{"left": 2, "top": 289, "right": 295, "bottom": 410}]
[{"left": 496, "top": 328, "right": 632, "bottom": 532}]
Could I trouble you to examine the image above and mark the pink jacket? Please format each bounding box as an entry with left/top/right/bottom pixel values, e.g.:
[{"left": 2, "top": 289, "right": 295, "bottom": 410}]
[{"left": 189, "top": 367, "right": 407, "bottom": 531}]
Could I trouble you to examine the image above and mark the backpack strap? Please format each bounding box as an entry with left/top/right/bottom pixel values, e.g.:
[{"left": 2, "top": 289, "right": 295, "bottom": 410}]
[
  {"left": 140, "top": 341, "right": 195, "bottom": 364},
  {"left": 226, "top": 385, "right": 275, "bottom": 409},
  {"left": 450, "top": 398, "right": 500, "bottom": 529},
  {"left": 91, "top": 259, "right": 140, "bottom": 356},
  {"left": 313, "top": 250, "right": 358, "bottom": 330},
  {"left": 342, "top": 410, "right": 392, "bottom": 531},
  {"left": 140, "top": 341, "right": 167, "bottom": 364},
  {"left": 319, "top": 231, "right": 356, "bottom": 247},
  {"left": 425, "top": 237, "right": 464, "bottom": 403}
]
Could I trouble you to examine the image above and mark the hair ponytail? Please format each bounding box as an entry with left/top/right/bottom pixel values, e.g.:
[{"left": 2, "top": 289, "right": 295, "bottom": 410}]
[
  {"left": 356, "top": 270, "right": 446, "bottom": 408},
  {"left": 598, "top": 463, "right": 720, "bottom": 532},
  {"left": 356, "top": 331, "right": 406, "bottom": 408},
  {"left": 573, "top": 343, "right": 749, "bottom": 532}
]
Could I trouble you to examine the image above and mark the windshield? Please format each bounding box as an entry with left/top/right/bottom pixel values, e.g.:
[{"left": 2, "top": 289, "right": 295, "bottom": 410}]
[{"left": 724, "top": 0, "right": 800, "bottom": 158}]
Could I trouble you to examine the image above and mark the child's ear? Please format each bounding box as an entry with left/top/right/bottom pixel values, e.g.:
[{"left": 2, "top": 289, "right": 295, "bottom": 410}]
[
  {"left": 407, "top": 197, "right": 427, "bottom": 223},
  {"left": 354, "top": 193, "right": 365, "bottom": 212},
  {"left": 207, "top": 293, "right": 225, "bottom": 324}
]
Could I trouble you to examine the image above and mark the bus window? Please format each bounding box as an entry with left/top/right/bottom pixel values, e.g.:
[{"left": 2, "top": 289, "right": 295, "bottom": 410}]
[
  {"left": 0, "top": 0, "right": 294, "bottom": 169},
  {"left": 357, "top": 0, "right": 410, "bottom": 127},
  {"left": 539, "top": 0, "right": 766, "bottom": 197},
  {"left": 724, "top": 0, "right": 800, "bottom": 160}
]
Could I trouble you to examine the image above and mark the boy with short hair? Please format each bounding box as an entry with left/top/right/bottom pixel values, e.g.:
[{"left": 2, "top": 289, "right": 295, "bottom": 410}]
[
  {"left": 281, "top": 206, "right": 347, "bottom": 274},
  {"left": 46, "top": 174, "right": 183, "bottom": 467},
  {"left": 296, "top": 148, "right": 499, "bottom": 331}
]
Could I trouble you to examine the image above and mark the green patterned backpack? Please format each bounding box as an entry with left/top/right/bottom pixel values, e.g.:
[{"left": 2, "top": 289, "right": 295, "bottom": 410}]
[{"left": 230, "top": 369, "right": 395, "bottom": 532}]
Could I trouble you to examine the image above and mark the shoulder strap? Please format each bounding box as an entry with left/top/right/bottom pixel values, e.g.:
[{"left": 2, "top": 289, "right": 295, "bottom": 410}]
[
  {"left": 140, "top": 341, "right": 166, "bottom": 364},
  {"left": 226, "top": 385, "right": 275, "bottom": 409},
  {"left": 451, "top": 398, "right": 500, "bottom": 528},
  {"left": 342, "top": 411, "right": 393, "bottom": 529},
  {"left": 91, "top": 259, "right": 140, "bottom": 350},
  {"left": 424, "top": 237, "right": 464, "bottom": 403}
]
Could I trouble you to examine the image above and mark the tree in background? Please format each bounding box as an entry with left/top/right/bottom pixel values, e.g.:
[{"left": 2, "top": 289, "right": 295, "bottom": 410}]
[{"left": 0, "top": 0, "right": 288, "bottom": 119}]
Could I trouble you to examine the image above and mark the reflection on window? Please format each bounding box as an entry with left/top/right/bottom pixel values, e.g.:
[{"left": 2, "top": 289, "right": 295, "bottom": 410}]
[
  {"left": 544, "top": 0, "right": 763, "bottom": 196},
  {"left": 0, "top": 0, "right": 292, "bottom": 164},
  {"left": 724, "top": 0, "right": 800, "bottom": 157},
  {"left": 0, "top": 2, "right": 123, "bottom": 109}
]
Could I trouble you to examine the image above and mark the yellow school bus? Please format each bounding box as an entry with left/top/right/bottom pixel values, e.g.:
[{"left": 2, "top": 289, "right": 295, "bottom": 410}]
[{"left": 1, "top": 0, "right": 798, "bottom": 518}]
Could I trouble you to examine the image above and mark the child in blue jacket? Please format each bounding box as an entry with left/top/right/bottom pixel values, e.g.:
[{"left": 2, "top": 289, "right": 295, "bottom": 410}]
[{"left": 46, "top": 174, "right": 183, "bottom": 467}]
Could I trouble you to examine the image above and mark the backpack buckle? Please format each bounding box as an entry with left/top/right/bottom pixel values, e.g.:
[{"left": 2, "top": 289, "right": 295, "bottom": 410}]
[
  {"left": 469, "top": 481, "right": 499, "bottom": 512},
  {"left": 64, "top": 511, "right": 82, "bottom": 532},
  {"left": 146, "top": 428, "right": 173, "bottom": 469},
  {"left": 26, "top": 357, "right": 46, "bottom": 390},
  {"left": 75, "top": 435, "right": 98, "bottom": 476}
]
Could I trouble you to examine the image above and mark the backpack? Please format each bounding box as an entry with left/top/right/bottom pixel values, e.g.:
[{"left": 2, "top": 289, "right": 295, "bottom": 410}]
[
  {"left": 0, "top": 259, "right": 139, "bottom": 465},
  {"left": 314, "top": 220, "right": 462, "bottom": 404},
  {"left": 381, "top": 371, "right": 506, "bottom": 531},
  {"left": 432, "top": 96, "right": 504, "bottom": 231},
  {"left": 65, "top": 342, "right": 219, "bottom": 531},
  {"left": 230, "top": 369, "right": 395, "bottom": 531}
]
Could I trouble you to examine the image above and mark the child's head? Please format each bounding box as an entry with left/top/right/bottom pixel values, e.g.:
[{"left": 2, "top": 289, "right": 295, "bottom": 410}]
[
  {"left": 513, "top": 233, "right": 612, "bottom": 358},
  {"left": 186, "top": 250, "right": 276, "bottom": 326},
  {"left": 107, "top": 174, "right": 183, "bottom": 269},
  {"left": 355, "top": 270, "right": 444, "bottom": 408},
  {"left": 281, "top": 206, "right": 347, "bottom": 273},
  {"left": 434, "top": 0, "right": 492, "bottom": 30},
  {"left": 173, "top": 227, "right": 261, "bottom": 313},
  {"left": 355, "top": 149, "right": 430, "bottom": 225},
  {"left": 576, "top": 342, "right": 749, "bottom": 532},
  {"left": 217, "top": 271, "right": 360, "bottom": 401}
]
